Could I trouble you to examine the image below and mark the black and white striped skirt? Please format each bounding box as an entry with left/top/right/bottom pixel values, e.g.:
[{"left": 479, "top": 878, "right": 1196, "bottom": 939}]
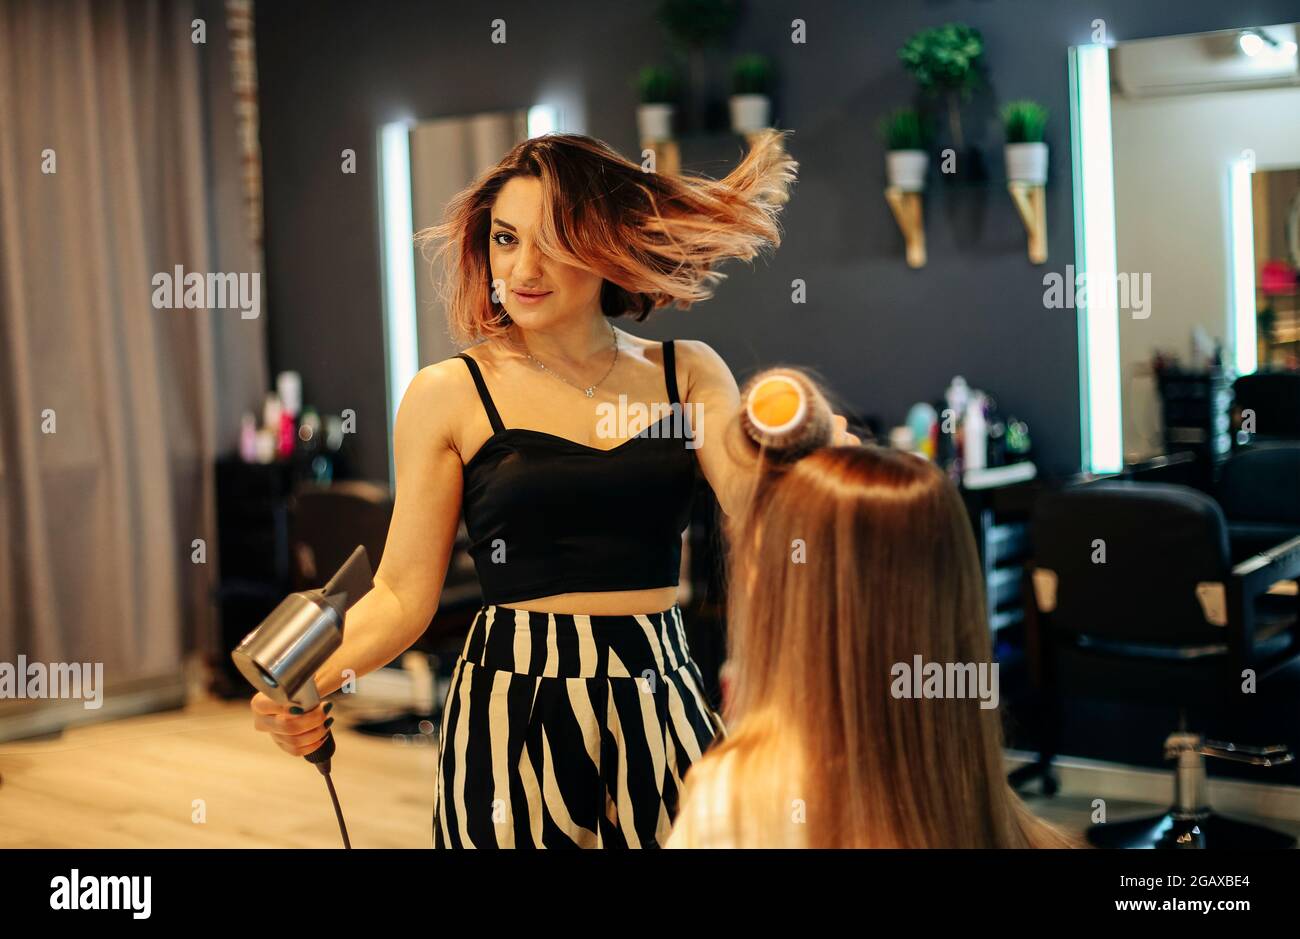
[{"left": 432, "top": 603, "right": 725, "bottom": 848}]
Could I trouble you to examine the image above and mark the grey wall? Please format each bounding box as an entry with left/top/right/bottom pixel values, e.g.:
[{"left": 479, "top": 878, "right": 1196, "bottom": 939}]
[{"left": 256, "top": 0, "right": 1300, "bottom": 482}]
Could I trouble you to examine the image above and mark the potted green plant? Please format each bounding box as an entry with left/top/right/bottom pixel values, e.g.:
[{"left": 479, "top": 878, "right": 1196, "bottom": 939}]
[
  {"left": 1001, "top": 99, "right": 1048, "bottom": 184},
  {"left": 636, "top": 65, "right": 681, "bottom": 142},
  {"left": 898, "top": 23, "right": 984, "bottom": 151},
  {"left": 656, "top": 0, "right": 740, "bottom": 132},
  {"left": 656, "top": 0, "right": 739, "bottom": 50},
  {"left": 729, "top": 53, "right": 773, "bottom": 134},
  {"left": 878, "top": 108, "right": 932, "bottom": 191}
]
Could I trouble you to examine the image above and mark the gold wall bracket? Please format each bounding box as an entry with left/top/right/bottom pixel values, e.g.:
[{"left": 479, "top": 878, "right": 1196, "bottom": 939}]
[
  {"left": 884, "top": 186, "right": 926, "bottom": 268},
  {"left": 1008, "top": 182, "right": 1047, "bottom": 264},
  {"left": 639, "top": 138, "right": 681, "bottom": 176}
]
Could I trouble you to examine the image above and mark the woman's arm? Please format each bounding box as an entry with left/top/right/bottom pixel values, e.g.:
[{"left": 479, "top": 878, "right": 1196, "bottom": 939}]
[
  {"left": 675, "top": 340, "right": 860, "bottom": 518},
  {"left": 309, "top": 359, "right": 468, "bottom": 696},
  {"left": 674, "top": 340, "right": 747, "bottom": 518}
]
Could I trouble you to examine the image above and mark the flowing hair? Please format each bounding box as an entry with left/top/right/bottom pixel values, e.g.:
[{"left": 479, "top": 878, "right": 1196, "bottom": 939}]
[
  {"left": 415, "top": 129, "right": 798, "bottom": 344},
  {"left": 674, "top": 398, "right": 1077, "bottom": 848}
]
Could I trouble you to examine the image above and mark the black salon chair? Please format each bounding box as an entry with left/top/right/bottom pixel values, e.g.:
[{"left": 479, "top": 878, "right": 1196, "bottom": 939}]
[
  {"left": 1234, "top": 372, "right": 1300, "bottom": 443},
  {"left": 290, "top": 482, "right": 482, "bottom": 744},
  {"left": 290, "top": 482, "right": 428, "bottom": 739},
  {"left": 290, "top": 481, "right": 393, "bottom": 593},
  {"left": 1023, "top": 481, "right": 1300, "bottom": 848},
  {"left": 1217, "top": 443, "right": 1300, "bottom": 563}
]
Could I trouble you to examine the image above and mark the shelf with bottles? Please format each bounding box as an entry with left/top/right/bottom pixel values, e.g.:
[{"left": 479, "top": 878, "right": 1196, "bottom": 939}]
[
  {"left": 237, "top": 371, "right": 352, "bottom": 484},
  {"left": 887, "top": 376, "right": 1035, "bottom": 487}
]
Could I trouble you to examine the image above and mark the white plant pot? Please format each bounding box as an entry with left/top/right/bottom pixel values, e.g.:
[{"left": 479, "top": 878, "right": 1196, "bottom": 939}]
[
  {"left": 637, "top": 103, "right": 674, "bottom": 142},
  {"left": 1005, "top": 142, "right": 1048, "bottom": 185},
  {"left": 729, "top": 93, "right": 770, "bottom": 134},
  {"left": 886, "top": 150, "right": 929, "bottom": 191}
]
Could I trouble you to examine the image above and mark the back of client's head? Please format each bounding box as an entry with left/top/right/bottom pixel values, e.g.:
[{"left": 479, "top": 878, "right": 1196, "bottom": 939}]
[{"left": 677, "top": 369, "right": 1073, "bottom": 848}]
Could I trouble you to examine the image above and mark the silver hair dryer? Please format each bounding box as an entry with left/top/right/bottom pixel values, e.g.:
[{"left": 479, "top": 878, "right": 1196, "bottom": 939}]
[{"left": 232, "top": 544, "right": 372, "bottom": 776}]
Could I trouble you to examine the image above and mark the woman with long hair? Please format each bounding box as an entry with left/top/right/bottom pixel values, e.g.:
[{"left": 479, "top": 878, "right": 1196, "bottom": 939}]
[
  {"left": 666, "top": 370, "right": 1074, "bottom": 848},
  {"left": 248, "top": 130, "right": 858, "bottom": 848}
]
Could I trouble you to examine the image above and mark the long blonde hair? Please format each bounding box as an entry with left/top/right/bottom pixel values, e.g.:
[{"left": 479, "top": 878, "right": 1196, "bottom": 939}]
[
  {"left": 415, "top": 129, "right": 797, "bottom": 344},
  {"left": 679, "top": 404, "right": 1075, "bottom": 848}
]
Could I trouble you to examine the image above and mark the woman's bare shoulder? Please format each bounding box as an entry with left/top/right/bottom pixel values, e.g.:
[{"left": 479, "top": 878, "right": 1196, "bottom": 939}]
[
  {"left": 406, "top": 355, "right": 478, "bottom": 407},
  {"left": 393, "top": 355, "right": 482, "bottom": 453},
  {"left": 456, "top": 337, "right": 501, "bottom": 363},
  {"left": 669, "top": 339, "right": 738, "bottom": 403}
]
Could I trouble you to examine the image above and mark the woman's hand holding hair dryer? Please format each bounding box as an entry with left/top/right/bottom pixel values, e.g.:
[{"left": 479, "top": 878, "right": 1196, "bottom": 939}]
[{"left": 250, "top": 692, "right": 333, "bottom": 758}]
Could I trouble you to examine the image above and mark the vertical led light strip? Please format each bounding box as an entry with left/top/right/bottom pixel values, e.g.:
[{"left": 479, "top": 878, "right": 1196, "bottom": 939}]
[
  {"left": 378, "top": 106, "right": 560, "bottom": 488},
  {"left": 1230, "top": 157, "right": 1258, "bottom": 376},
  {"left": 378, "top": 121, "right": 419, "bottom": 486},
  {"left": 527, "top": 104, "right": 560, "bottom": 137},
  {"left": 1068, "top": 44, "right": 1123, "bottom": 475}
]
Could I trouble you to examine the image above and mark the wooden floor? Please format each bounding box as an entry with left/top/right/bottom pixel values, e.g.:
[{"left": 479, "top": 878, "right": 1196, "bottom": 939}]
[
  {"left": 7, "top": 695, "right": 1300, "bottom": 849},
  {"left": 0, "top": 695, "right": 439, "bottom": 848}
]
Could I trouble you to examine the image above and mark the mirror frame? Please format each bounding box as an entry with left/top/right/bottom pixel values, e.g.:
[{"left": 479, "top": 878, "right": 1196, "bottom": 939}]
[
  {"left": 375, "top": 105, "right": 564, "bottom": 485},
  {"left": 1068, "top": 29, "right": 1285, "bottom": 472},
  {"left": 1068, "top": 42, "right": 1124, "bottom": 474}
]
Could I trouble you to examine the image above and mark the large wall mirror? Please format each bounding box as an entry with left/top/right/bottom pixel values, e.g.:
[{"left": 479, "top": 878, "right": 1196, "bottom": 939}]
[
  {"left": 1070, "top": 23, "right": 1300, "bottom": 470},
  {"left": 377, "top": 105, "right": 563, "bottom": 480},
  {"left": 1253, "top": 165, "right": 1300, "bottom": 360}
]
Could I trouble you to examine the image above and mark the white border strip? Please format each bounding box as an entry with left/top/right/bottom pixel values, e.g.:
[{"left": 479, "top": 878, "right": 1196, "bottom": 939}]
[
  {"left": 1069, "top": 44, "right": 1123, "bottom": 475},
  {"left": 527, "top": 104, "right": 560, "bottom": 138},
  {"left": 378, "top": 121, "right": 420, "bottom": 487},
  {"left": 1230, "top": 156, "right": 1258, "bottom": 376}
]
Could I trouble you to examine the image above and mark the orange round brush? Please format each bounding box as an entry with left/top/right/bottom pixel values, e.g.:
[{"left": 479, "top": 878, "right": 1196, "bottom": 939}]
[{"left": 738, "top": 368, "right": 834, "bottom": 461}]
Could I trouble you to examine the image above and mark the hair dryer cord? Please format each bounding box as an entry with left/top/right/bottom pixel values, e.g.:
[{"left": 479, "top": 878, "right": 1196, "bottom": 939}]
[{"left": 322, "top": 771, "right": 352, "bottom": 849}]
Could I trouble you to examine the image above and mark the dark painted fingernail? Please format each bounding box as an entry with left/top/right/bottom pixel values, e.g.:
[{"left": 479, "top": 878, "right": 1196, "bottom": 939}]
[
  {"left": 289, "top": 706, "right": 303, "bottom": 715},
  {"left": 324, "top": 717, "right": 335, "bottom": 729},
  {"left": 324, "top": 702, "right": 334, "bottom": 715}
]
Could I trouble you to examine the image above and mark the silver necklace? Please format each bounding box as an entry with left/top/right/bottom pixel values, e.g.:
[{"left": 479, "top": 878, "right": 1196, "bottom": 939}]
[{"left": 523, "top": 320, "right": 619, "bottom": 398}]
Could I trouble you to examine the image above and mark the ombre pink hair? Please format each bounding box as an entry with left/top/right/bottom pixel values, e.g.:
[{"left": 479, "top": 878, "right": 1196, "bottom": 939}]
[{"left": 416, "top": 129, "right": 798, "bottom": 344}]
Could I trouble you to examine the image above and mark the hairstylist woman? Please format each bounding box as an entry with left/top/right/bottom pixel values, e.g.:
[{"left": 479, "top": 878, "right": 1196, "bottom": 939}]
[{"left": 248, "top": 130, "right": 859, "bottom": 847}]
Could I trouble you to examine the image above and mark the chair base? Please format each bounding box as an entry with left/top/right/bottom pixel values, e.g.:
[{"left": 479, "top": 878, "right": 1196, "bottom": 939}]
[
  {"left": 1088, "top": 810, "right": 1296, "bottom": 849},
  {"left": 352, "top": 709, "right": 442, "bottom": 743},
  {"left": 1008, "top": 759, "right": 1059, "bottom": 796}
]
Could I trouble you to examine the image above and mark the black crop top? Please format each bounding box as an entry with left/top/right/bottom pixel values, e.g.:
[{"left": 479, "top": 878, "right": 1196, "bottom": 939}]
[{"left": 456, "top": 340, "right": 697, "bottom": 605}]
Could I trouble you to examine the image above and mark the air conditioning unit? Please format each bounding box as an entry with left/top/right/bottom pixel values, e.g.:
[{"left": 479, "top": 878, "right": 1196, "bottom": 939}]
[{"left": 1113, "top": 23, "right": 1299, "bottom": 98}]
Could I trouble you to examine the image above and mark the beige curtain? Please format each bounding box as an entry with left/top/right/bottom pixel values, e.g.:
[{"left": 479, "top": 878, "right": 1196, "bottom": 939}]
[{"left": 0, "top": 0, "right": 267, "bottom": 724}]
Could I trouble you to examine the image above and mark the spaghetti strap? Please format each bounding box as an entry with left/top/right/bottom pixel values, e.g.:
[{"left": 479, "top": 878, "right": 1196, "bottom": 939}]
[
  {"left": 662, "top": 340, "right": 681, "bottom": 407},
  {"left": 457, "top": 354, "right": 505, "bottom": 433}
]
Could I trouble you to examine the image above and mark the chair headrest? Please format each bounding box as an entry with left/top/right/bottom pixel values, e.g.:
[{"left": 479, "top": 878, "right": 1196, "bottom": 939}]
[
  {"left": 1218, "top": 444, "right": 1300, "bottom": 524},
  {"left": 1031, "top": 481, "right": 1230, "bottom": 642}
]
